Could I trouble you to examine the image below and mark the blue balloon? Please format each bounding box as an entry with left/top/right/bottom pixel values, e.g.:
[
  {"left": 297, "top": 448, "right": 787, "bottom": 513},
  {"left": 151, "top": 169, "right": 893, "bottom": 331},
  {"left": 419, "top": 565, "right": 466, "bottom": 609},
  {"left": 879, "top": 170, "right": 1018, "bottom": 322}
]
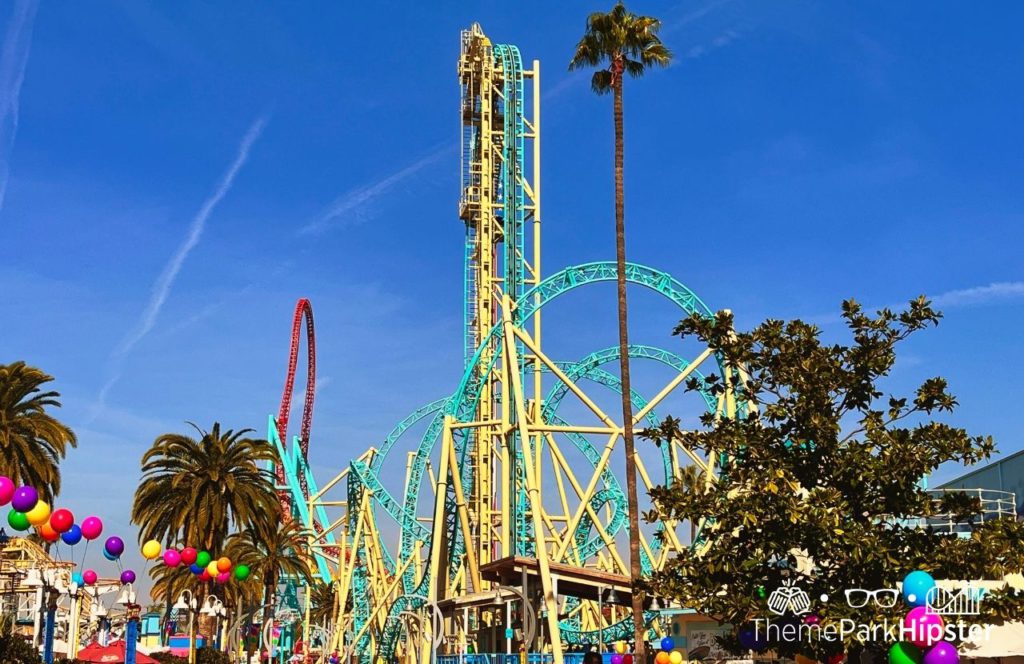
[
  {"left": 72, "top": 572, "right": 85, "bottom": 586},
  {"left": 103, "top": 548, "right": 117, "bottom": 561},
  {"left": 903, "top": 570, "right": 936, "bottom": 607},
  {"left": 661, "top": 637, "right": 675, "bottom": 652},
  {"left": 190, "top": 563, "right": 203, "bottom": 575},
  {"left": 61, "top": 524, "right": 83, "bottom": 546}
]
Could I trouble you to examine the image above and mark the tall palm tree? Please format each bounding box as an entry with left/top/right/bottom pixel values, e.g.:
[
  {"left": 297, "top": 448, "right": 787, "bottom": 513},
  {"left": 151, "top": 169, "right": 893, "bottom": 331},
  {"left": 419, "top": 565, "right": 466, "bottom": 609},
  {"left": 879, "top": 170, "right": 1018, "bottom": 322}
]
[
  {"left": 0, "top": 361, "right": 77, "bottom": 502},
  {"left": 132, "top": 422, "right": 279, "bottom": 551},
  {"left": 227, "top": 520, "right": 313, "bottom": 633},
  {"left": 569, "top": 3, "right": 672, "bottom": 655}
]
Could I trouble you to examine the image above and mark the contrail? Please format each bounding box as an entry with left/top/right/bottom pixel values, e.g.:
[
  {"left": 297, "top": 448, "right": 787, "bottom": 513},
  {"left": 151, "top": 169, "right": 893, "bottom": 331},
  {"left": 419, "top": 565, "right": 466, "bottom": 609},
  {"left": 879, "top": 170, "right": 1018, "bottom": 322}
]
[
  {"left": 96, "top": 116, "right": 267, "bottom": 407},
  {"left": 301, "top": 143, "right": 453, "bottom": 235},
  {"left": 0, "top": 0, "right": 39, "bottom": 215}
]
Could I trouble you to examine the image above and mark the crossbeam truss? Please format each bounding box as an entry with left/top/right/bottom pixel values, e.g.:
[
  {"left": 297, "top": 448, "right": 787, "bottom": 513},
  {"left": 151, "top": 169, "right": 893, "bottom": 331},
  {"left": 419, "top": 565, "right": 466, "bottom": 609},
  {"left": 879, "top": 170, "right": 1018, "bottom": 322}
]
[{"left": 271, "top": 23, "right": 749, "bottom": 664}]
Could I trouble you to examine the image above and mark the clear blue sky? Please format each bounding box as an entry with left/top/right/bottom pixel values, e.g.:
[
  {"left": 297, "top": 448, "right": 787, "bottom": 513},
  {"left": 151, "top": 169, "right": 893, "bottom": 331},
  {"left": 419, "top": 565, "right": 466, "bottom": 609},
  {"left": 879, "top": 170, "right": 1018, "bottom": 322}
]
[{"left": 1, "top": 1, "right": 1022, "bottom": 588}]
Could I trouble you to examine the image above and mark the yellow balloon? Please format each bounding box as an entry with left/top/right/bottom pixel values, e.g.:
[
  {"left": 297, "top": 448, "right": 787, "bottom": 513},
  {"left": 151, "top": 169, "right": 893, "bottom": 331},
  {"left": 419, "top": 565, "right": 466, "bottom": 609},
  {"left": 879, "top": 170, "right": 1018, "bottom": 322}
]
[
  {"left": 206, "top": 560, "right": 220, "bottom": 577},
  {"left": 141, "top": 540, "right": 161, "bottom": 560},
  {"left": 669, "top": 652, "right": 683, "bottom": 664},
  {"left": 616, "top": 642, "right": 628, "bottom": 655},
  {"left": 26, "top": 500, "right": 51, "bottom": 526}
]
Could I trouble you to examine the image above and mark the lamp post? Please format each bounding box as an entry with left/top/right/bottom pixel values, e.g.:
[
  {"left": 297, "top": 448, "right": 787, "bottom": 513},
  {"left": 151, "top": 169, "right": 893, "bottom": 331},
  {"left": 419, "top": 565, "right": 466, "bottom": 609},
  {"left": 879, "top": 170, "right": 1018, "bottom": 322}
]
[
  {"left": 174, "top": 590, "right": 199, "bottom": 664},
  {"left": 118, "top": 583, "right": 139, "bottom": 664},
  {"left": 201, "top": 596, "right": 226, "bottom": 652}
]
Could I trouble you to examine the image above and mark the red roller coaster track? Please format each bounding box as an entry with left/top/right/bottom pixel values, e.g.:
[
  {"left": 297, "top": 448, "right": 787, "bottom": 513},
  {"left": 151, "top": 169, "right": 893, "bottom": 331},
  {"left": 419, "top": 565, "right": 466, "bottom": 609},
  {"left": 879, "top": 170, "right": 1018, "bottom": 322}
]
[{"left": 275, "top": 298, "right": 316, "bottom": 506}]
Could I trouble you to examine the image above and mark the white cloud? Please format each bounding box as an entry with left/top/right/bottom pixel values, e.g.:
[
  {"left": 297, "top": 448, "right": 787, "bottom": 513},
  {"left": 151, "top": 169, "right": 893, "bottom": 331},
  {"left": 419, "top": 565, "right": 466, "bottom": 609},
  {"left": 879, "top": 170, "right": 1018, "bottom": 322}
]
[
  {"left": 0, "top": 0, "right": 38, "bottom": 215},
  {"left": 929, "top": 282, "right": 1024, "bottom": 308}
]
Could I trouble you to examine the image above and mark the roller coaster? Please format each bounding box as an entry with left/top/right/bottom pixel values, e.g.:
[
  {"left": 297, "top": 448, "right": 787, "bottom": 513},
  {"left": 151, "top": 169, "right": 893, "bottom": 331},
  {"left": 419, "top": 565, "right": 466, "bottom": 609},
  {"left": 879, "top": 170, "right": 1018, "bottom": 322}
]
[{"left": 271, "top": 24, "right": 746, "bottom": 664}]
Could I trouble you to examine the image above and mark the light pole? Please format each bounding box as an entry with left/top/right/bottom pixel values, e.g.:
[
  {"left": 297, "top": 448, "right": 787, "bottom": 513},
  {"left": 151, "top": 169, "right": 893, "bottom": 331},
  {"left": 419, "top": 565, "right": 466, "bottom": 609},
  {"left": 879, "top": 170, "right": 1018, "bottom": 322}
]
[
  {"left": 201, "top": 596, "right": 226, "bottom": 652},
  {"left": 173, "top": 590, "right": 199, "bottom": 664},
  {"left": 118, "top": 583, "right": 139, "bottom": 664}
]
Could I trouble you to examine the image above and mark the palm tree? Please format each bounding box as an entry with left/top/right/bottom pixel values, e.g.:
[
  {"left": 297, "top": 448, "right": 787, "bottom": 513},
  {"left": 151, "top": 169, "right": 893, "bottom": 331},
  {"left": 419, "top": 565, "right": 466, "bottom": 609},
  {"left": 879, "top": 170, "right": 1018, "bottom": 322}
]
[
  {"left": 227, "top": 520, "right": 313, "bottom": 634},
  {"left": 132, "top": 422, "right": 279, "bottom": 551},
  {"left": 0, "top": 361, "right": 77, "bottom": 502},
  {"left": 308, "top": 581, "right": 337, "bottom": 629},
  {"left": 569, "top": 3, "right": 672, "bottom": 655}
]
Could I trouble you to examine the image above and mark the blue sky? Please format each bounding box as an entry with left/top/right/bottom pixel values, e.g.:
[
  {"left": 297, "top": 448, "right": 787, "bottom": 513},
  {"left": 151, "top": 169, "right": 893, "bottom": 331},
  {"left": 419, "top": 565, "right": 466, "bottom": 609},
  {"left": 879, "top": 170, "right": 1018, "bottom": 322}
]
[{"left": 1, "top": 1, "right": 1023, "bottom": 588}]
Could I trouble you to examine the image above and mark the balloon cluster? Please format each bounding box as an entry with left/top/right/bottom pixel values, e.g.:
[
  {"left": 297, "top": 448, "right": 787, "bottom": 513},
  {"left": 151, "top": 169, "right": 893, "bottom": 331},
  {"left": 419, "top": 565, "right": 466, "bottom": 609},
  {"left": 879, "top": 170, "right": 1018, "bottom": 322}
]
[
  {"left": 889, "top": 571, "right": 959, "bottom": 664},
  {"left": 0, "top": 476, "right": 138, "bottom": 587},
  {"left": 607, "top": 641, "right": 634, "bottom": 664},
  {"left": 653, "top": 637, "right": 682, "bottom": 664},
  {"left": 148, "top": 540, "right": 251, "bottom": 585}
]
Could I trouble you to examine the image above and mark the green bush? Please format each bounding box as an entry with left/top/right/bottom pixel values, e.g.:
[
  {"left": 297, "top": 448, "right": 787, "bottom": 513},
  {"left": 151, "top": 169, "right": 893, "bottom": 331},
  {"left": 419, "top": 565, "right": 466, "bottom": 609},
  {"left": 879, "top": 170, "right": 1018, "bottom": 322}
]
[{"left": 0, "top": 631, "right": 41, "bottom": 664}]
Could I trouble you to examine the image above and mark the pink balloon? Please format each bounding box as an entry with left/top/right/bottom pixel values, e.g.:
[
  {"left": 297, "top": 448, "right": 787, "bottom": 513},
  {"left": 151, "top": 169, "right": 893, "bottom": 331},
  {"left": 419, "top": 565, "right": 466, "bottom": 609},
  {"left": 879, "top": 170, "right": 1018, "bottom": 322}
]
[
  {"left": 80, "top": 516, "right": 103, "bottom": 540},
  {"left": 0, "top": 476, "right": 14, "bottom": 506},
  {"left": 216, "top": 571, "right": 230, "bottom": 585},
  {"left": 83, "top": 569, "right": 97, "bottom": 585},
  {"left": 905, "top": 607, "right": 945, "bottom": 648},
  {"left": 163, "top": 549, "right": 182, "bottom": 567}
]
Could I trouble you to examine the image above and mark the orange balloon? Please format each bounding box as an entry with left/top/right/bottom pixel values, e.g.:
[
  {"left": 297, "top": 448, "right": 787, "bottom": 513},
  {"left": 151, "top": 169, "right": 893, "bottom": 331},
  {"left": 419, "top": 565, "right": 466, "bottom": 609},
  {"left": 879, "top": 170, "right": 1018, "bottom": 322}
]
[
  {"left": 38, "top": 522, "right": 60, "bottom": 543},
  {"left": 217, "top": 557, "right": 232, "bottom": 573},
  {"left": 795, "top": 655, "right": 818, "bottom": 664},
  {"left": 656, "top": 652, "right": 671, "bottom": 664}
]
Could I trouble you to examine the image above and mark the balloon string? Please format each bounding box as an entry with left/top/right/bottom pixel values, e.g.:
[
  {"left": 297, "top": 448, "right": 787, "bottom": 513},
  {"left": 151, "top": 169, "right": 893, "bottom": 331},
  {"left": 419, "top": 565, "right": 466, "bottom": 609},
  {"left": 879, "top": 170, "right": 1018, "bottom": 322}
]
[{"left": 82, "top": 540, "right": 90, "bottom": 570}]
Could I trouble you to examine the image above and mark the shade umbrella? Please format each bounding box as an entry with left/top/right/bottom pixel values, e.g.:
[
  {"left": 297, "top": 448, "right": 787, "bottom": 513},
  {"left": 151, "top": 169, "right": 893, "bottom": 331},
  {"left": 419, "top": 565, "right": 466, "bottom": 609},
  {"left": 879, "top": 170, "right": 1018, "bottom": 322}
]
[{"left": 77, "top": 640, "right": 159, "bottom": 664}]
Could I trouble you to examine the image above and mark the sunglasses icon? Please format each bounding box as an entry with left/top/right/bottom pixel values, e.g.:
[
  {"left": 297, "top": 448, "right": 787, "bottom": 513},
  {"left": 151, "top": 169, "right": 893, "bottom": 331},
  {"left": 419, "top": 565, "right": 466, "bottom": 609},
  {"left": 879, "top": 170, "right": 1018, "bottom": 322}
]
[{"left": 844, "top": 589, "right": 899, "bottom": 608}]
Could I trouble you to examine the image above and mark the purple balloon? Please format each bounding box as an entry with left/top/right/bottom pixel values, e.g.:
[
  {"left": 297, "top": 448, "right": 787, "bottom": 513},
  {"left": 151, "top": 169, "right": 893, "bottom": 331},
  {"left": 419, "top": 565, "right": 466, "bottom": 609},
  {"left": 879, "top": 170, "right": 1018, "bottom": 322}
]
[
  {"left": 120, "top": 570, "right": 136, "bottom": 584},
  {"left": 923, "top": 642, "right": 958, "bottom": 664},
  {"left": 611, "top": 655, "right": 623, "bottom": 664},
  {"left": 104, "top": 535, "right": 125, "bottom": 557},
  {"left": 10, "top": 486, "right": 38, "bottom": 512}
]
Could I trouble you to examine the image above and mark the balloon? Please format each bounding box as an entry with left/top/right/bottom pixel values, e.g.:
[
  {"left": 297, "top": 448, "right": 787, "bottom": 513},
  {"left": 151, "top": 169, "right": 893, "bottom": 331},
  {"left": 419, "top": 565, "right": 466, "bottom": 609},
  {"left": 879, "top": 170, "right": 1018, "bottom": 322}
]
[
  {"left": 81, "top": 516, "right": 103, "bottom": 540},
  {"left": 72, "top": 572, "right": 85, "bottom": 586},
  {"left": 655, "top": 653, "right": 670, "bottom": 664},
  {"left": 804, "top": 614, "right": 821, "bottom": 625},
  {"left": 623, "top": 656, "right": 634, "bottom": 664},
  {"left": 206, "top": 560, "right": 220, "bottom": 577},
  {"left": 615, "top": 642, "right": 628, "bottom": 655},
  {"left": 142, "top": 540, "right": 161, "bottom": 560},
  {"left": 181, "top": 547, "right": 198, "bottom": 565},
  {"left": 38, "top": 522, "right": 59, "bottom": 542},
  {"left": 829, "top": 655, "right": 846, "bottom": 664},
  {"left": 61, "top": 524, "right": 83, "bottom": 546},
  {"left": 26, "top": 500, "right": 51, "bottom": 526},
  {"left": 120, "top": 570, "right": 136, "bottom": 584},
  {"left": 795, "top": 656, "right": 817, "bottom": 664},
  {"left": 49, "top": 508, "right": 74, "bottom": 533},
  {"left": 104, "top": 536, "right": 125, "bottom": 557},
  {"left": 7, "top": 509, "right": 29, "bottom": 531},
  {"left": 669, "top": 653, "right": 683, "bottom": 664},
  {"left": 163, "top": 549, "right": 182, "bottom": 567},
  {"left": 661, "top": 637, "right": 675, "bottom": 651},
  {"left": 612, "top": 656, "right": 623, "bottom": 664},
  {"left": 190, "top": 563, "right": 203, "bottom": 575},
  {"left": 11, "top": 486, "right": 38, "bottom": 513},
  {"left": 234, "top": 564, "right": 251, "bottom": 581},
  {"left": 922, "top": 642, "right": 958, "bottom": 664},
  {"left": 890, "top": 642, "right": 923, "bottom": 664},
  {"left": 904, "top": 607, "right": 945, "bottom": 648},
  {"left": 0, "top": 476, "right": 14, "bottom": 506},
  {"left": 83, "top": 569, "right": 97, "bottom": 585},
  {"left": 216, "top": 571, "right": 230, "bottom": 585},
  {"left": 903, "top": 571, "right": 937, "bottom": 607},
  {"left": 217, "top": 556, "right": 232, "bottom": 573},
  {"left": 103, "top": 548, "right": 117, "bottom": 561},
  {"left": 196, "top": 550, "right": 211, "bottom": 568},
  {"left": 199, "top": 570, "right": 212, "bottom": 582}
]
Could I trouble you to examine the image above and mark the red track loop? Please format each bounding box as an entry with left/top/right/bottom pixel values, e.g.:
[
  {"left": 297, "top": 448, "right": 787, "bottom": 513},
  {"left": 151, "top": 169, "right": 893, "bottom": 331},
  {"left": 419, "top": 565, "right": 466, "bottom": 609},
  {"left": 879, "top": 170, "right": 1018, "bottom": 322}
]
[{"left": 275, "top": 298, "right": 316, "bottom": 507}]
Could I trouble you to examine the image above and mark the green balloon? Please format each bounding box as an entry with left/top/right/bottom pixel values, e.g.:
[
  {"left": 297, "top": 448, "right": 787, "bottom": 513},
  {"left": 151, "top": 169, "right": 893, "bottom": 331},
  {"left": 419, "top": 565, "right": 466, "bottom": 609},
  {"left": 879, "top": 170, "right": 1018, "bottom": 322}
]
[
  {"left": 756, "top": 586, "right": 767, "bottom": 599},
  {"left": 7, "top": 509, "right": 30, "bottom": 531},
  {"left": 196, "top": 551, "right": 211, "bottom": 568},
  {"left": 889, "top": 642, "right": 922, "bottom": 664},
  {"left": 234, "top": 564, "right": 251, "bottom": 581}
]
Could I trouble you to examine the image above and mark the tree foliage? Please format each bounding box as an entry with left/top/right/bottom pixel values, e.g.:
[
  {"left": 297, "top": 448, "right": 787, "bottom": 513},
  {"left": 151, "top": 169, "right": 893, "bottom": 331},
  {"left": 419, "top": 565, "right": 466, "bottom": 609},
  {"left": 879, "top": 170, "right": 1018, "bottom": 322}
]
[
  {"left": 0, "top": 361, "right": 77, "bottom": 502},
  {"left": 643, "top": 299, "right": 1024, "bottom": 657}
]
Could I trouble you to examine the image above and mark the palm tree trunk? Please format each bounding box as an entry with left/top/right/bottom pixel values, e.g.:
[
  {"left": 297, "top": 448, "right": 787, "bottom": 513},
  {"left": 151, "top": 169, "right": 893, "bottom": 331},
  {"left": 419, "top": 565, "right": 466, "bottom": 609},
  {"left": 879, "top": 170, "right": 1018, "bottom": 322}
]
[
  {"left": 262, "top": 572, "right": 278, "bottom": 656},
  {"left": 612, "top": 57, "right": 647, "bottom": 660}
]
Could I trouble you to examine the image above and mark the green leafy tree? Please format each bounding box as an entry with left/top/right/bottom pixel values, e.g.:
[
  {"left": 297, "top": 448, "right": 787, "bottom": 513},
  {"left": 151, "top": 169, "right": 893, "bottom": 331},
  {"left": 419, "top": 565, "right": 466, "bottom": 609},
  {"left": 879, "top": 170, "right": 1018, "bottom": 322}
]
[
  {"left": 0, "top": 361, "right": 77, "bottom": 502},
  {"left": 643, "top": 299, "right": 1024, "bottom": 660},
  {"left": 226, "top": 520, "right": 313, "bottom": 635},
  {"left": 132, "top": 422, "right": 279, "bottom": 551},
  {"left": 569, "top": 4, "right": 671, "bottom": 653}
]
